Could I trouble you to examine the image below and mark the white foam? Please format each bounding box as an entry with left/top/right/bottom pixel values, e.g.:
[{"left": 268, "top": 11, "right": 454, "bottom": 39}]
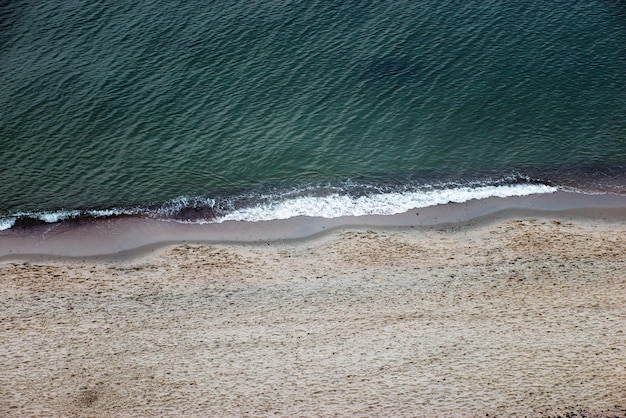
[
  {"left": 218, "top": 183, "right": 557, "bottom": 222},
  {"left": 156, "top": 196, "right": 217, "bottom": 216},
  {"left": 37, "top": 210, "right": 81, "bottom": 223},
  {"left": 0, "top": 218, "right": 16, "bottom": 231},
  {"left": 87, "top": 208, "right": 139, "bottom": 217}
]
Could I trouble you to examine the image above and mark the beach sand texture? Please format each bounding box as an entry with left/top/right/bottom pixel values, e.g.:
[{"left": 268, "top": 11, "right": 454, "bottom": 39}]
[{"left": 1, "top": 216, "right": 625, "bottom": 417}]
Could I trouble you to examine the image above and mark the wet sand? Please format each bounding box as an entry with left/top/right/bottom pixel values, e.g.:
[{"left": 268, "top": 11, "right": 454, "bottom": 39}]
[{"left": 1, "top": 194, "right": 625, "bottom": 416}]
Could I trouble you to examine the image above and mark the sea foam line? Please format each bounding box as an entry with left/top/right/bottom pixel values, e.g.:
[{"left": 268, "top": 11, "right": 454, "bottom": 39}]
[
  {"left": 0, "top": 183, "right": 558, "bottom": 231},
  {"left": 215, "top": 183, "right": 557, "bottom": 222}
]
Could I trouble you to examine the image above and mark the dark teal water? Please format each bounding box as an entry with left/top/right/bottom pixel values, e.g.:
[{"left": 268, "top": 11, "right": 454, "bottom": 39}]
[{"left": 1, "top": 0, "right": 625, "bottom": 227}]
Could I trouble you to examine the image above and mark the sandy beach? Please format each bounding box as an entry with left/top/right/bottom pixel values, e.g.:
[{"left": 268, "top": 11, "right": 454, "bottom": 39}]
[{"left": 1, "top": 196, "right": 625, "bottom": 417}]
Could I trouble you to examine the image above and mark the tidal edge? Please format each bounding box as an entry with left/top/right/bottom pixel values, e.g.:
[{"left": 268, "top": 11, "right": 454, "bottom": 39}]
[{"left": 1, "top": 191, "right": 625, "bottom": 262}]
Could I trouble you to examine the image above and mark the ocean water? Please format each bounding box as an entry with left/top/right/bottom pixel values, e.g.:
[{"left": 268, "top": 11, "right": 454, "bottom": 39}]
[{"left": 1, "top": 0, "right": 625, "bottom": 230}]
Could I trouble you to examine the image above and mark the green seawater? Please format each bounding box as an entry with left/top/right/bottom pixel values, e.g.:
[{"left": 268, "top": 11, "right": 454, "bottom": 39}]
[{"left": 1, "top": 0, "right": 625, "bottom": 218}]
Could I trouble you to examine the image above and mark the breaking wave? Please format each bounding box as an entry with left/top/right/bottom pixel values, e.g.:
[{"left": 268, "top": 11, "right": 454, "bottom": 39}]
[{"left": 0, "top": 176, "right": 559, "bottom": 231}]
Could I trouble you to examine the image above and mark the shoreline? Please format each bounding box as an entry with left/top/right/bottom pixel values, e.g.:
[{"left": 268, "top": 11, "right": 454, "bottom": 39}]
[{"left": 1, "top": 190, "right": 625, "bottom": 261}]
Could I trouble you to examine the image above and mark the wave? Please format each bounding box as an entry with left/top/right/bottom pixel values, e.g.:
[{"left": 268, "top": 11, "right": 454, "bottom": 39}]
[
  {"left": 0, "top": 175, "right": 561, "bottom": 232},
  {"left": 215, "top": 183, "right": 557, "bottom": 222}
]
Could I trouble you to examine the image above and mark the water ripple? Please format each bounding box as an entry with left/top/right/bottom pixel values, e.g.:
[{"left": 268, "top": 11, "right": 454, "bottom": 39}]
[{"left": 1, "top": 0, "right": 624, "bottom": 215}]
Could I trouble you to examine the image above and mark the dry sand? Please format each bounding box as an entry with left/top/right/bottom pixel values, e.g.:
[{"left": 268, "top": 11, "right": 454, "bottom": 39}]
[{"left": 1, "top": 215, "right": 625, "bottom": 417}]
